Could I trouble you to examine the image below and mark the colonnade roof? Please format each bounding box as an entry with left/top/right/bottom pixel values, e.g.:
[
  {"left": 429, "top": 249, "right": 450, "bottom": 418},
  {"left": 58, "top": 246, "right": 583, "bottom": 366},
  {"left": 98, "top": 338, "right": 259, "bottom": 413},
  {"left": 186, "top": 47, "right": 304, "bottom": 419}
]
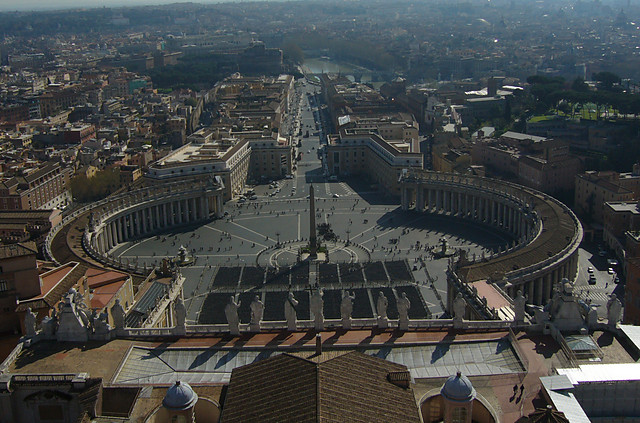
[{"left": 458, "top": 189, "right": 579, "bottom": 282}]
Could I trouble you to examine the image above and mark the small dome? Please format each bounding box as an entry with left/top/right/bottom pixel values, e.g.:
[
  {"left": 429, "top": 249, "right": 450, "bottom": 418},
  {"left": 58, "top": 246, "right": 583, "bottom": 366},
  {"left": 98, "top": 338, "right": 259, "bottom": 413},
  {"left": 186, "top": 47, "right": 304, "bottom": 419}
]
[
  {"left": 441, "top": 371, "right": 476, "bottom": 402},
  {"left": 163, "top": 381, "right": 198, "bottom": 410}
]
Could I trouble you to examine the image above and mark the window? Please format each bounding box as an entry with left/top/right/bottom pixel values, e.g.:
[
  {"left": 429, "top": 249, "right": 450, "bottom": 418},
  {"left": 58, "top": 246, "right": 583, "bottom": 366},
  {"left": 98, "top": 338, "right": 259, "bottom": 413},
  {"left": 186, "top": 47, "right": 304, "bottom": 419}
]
[
  {"left": 452, "top": 406, "right": 468, "bottom": 423},
  {"left": 0, "top": 280, "right": 7, "bottom": 292}
]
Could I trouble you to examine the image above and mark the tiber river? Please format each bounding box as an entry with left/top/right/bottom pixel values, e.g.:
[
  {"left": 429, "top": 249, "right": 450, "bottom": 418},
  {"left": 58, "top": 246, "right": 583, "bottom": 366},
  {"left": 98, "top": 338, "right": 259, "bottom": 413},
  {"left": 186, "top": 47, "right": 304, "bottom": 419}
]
[{"left": 302, "top": 57, "right": 374, "bottom": 84}]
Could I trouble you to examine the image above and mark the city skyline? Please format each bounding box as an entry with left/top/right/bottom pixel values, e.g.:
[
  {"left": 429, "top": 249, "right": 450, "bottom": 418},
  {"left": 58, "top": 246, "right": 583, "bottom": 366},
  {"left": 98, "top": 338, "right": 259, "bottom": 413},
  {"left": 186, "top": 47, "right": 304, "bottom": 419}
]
[{"left": 0, "top": 0, "right": 288, "bottom": 12}]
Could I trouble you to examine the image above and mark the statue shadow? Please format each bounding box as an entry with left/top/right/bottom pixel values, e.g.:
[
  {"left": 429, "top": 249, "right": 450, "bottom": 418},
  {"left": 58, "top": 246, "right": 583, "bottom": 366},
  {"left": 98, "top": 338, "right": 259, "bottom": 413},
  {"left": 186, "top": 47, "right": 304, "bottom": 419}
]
[
  {"left": 596, "top": 331, "right": 614, "bottom": 348},
  {"left": 323, "top": 329, "right": 346, "bottom": 347},
  {"left": 430, "top": 330, "right": 457, "bottom": 364},
  {"left": 264, "top": 331, "right": 293, "bottom": 348},
  {"left": 291, "top": 330, "right": 318, "bottom": 348},
  {"left": 12, "top": 339, "right": 112, "bottom": 371},
  {"left": 531, "top": 335, "right": 561, "bottom": 359}
]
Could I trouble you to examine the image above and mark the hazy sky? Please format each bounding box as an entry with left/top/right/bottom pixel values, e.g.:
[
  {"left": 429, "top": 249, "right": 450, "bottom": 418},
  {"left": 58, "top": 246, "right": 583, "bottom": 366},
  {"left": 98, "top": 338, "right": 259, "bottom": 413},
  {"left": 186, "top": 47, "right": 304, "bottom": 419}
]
[{"left": 0, "top": 0, "right": 239, "bottom": 12}]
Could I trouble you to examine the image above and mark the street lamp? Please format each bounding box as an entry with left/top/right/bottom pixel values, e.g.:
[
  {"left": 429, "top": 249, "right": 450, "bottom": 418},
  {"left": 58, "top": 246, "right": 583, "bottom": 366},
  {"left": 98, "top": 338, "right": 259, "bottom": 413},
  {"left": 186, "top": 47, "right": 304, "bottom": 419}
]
[
  {"left": 276, "top": 232, "right": 281, "bottom": 246},
  {"left": 345, "top": 229, "right": 351, "bottom": 246}
]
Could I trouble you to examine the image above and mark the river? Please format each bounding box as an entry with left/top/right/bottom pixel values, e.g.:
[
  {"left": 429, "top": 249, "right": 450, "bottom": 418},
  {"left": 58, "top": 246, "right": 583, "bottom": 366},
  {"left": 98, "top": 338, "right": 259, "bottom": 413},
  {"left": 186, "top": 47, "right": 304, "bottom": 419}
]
[{"left": 302, "top": 57, "right": 374, "bottom": 84}]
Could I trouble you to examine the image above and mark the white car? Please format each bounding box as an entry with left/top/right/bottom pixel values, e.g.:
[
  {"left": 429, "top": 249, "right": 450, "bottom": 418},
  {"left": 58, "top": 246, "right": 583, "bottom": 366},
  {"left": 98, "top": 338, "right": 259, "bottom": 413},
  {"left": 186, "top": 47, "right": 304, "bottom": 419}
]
[
  {"left": 333, "top": 193, "right": 340, "bottom": 198},
  {"left": 608, "top": 268, "right": 615, "bottom": 275}
]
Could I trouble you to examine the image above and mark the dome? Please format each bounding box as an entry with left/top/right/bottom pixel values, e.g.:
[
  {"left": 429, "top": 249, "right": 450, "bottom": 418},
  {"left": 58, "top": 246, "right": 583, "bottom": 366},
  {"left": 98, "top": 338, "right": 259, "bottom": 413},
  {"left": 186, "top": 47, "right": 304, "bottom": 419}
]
[
  {"left": 163, "top": 381, "right": 198, "bottom": 410},
  {"left": 441, "top": 371, "right": 476, "bottom": 402}
]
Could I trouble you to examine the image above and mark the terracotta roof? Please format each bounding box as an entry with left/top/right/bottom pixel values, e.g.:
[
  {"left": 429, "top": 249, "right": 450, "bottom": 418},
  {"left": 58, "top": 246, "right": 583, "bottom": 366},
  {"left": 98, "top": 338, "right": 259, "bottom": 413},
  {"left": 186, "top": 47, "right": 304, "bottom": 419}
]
[
  {"left": 85, "top": 267, "right": 129, "bottom": 289},
  {"left": 91, "top": 279, "right": 127, "bottom": 309},
  {"left": 16, "top": 262, "right": 87, "bottom": 312},
  {"left": 221, "top": 351, "right": 421, "bottom": 423}
]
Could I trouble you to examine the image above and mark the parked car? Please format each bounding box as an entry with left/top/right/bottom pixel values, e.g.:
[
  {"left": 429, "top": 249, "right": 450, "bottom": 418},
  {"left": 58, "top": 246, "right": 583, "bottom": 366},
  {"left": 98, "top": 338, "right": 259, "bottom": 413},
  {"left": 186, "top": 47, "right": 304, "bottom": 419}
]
[
  {"left": 587, "top": 266, "right": 594, "bottom": 273},
  {"left": 608, "top": 267, "right": 615, "bottom": 274}
]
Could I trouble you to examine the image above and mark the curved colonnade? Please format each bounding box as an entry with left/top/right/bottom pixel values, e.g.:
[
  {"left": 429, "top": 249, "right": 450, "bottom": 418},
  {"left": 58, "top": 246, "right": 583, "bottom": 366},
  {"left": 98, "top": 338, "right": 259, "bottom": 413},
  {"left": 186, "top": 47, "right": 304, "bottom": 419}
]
[
  {"left": 46, "top": 179, "right": 224, "bottom": 273},
  {"left": 401, "top": 171, "right": 583, "bottom": 307}
]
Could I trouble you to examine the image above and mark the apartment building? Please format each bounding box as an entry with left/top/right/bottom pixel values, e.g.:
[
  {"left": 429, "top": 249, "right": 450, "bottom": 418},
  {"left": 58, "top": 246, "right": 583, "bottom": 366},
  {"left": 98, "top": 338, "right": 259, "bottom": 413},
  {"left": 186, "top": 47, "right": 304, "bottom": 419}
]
[
  {"left": 0, "top": 162, "right": 71, "bottom": 211},
  {"left": 575, "top": 170, "right": 640, "bottom": 224},
  {"left": 326, "top": 130, "right": 423, "bottom": 197}
]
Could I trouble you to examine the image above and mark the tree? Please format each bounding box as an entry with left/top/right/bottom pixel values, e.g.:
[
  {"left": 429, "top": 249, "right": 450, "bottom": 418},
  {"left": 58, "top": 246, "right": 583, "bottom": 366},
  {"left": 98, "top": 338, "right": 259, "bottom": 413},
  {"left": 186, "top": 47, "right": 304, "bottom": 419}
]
[
  {"left": 593, "top": 71, "right": 621, "bottom": 91},
  {"left": 70, "top": 168, "right": 121, "bottom": 203},
  {"left": 283, "top": 42, "right": 304, "bottom": 64},
  {"left": 571, "top": 77, "right": 589, "bottom": 92}
]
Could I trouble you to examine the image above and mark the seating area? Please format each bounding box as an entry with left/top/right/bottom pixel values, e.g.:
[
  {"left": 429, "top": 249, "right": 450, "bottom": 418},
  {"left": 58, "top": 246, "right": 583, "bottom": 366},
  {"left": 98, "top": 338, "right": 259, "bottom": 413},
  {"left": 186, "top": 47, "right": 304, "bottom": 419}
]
[
  {"left": 239, "top": 266, "right": 265, "bottom": 288},
  {"left": 290, "top": 262, "right": 310, "bottom": 287},
  {"left": 385, "top": 260, "right": 412, "bottom": 282},
  {"left": 212, "top": 267, "right": 241, "bottom": 288},
  {"left": 318, "top": 263, "right": 339, "bottom": 286},
  {"left": 193, "top": 259, "right": 428, "bottom": 326},
  {"left": 363, "top": 262, "right": 388, "bottom": 283},
  {"left": 339, "top": 263, "right": 364, "bottom": 285}
]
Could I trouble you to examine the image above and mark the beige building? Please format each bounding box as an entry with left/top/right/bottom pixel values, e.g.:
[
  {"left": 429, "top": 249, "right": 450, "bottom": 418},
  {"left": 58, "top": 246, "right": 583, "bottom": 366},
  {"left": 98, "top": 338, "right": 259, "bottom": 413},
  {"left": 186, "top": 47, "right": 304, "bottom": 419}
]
[
  {"left": 338, "top": 113, "right": 420, "bottom": 152},
  {"left": 472, "top": 136, "right": 579, "bottom": 194},
  {"left": 575, "top": 170, "right": 638, "bottom": 225},
  {"left": 603, "top": 201, "right": 640, "bottom": 258},
  {"left": 326, "top": 130, "right": 423, "bottom": 197},
  {"left": 0, "top": 162, "right": 71, "bottom": 211},
  {"left": 146, "top": 135, "right": 251, "bottom": 201},
  {"left": 248, "top": 135, "right": 293, "bottom": 181}
]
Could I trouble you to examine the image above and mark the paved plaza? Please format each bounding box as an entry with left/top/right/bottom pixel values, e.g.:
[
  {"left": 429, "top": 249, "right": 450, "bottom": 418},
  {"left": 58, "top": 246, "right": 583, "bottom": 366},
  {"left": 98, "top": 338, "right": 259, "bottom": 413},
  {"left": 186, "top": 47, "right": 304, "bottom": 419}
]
[
  {"left": 109, "top": 80, "right": 514, "bottom": 324},
  {"left": 110, "top": 178, "right": 513, "bottom": 324}
]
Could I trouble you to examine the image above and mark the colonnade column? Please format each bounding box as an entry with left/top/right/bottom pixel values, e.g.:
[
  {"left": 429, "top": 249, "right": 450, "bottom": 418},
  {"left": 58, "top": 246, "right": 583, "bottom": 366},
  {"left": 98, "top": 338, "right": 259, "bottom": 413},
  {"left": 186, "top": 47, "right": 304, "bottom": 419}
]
[
  {"left": 141, "top": 209, "right": 148, "bottom": 234},
  {"left": 216, "top": 195, "right": 223, "bottom": 218},
  {"left": 204, "top": 195, "right": 210, "bottom": 219},
  {"left": 401, "top": 187, "right": 409, "bottom": 210}
]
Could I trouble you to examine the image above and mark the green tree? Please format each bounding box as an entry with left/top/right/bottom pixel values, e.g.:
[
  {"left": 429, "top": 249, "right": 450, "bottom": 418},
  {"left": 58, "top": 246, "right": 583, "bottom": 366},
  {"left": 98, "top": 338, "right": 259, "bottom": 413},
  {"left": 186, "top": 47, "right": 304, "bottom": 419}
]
[
  {"left": 593, "top": 71, "right": 621, "bottom": 91},
  {"left": 283, "top": 42, "right": 304, "bottom": 64},
  {"left": 70, "top": 168, "right": 121, "bottom": 203}
]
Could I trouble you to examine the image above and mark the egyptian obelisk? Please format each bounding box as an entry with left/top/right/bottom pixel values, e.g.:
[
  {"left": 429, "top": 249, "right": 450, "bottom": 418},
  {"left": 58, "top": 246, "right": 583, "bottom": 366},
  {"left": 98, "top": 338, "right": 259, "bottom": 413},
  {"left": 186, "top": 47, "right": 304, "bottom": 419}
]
[{"left": 309, "top": 184, "right": 317, "bottom": 257}]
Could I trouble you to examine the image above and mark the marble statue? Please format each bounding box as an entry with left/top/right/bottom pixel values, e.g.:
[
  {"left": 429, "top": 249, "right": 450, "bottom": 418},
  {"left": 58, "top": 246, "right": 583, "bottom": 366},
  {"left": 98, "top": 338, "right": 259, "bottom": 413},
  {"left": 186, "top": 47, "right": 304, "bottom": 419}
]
[
  {"left": 174, "top": 297, "right": 187, "bottom": 328},
  {"left": 514, "top": 290, "right": 526, "bottom": 323},
  {"left": 453, "top": 293, "right": 466, "bottom": 321},
  {"left": 340, "top": 291, "right": 355, "bottom": 330},
  {"left": 310, "top": 288, "right": 324, "bottom": 331},
  {"left": 72, "top": 290, "right": 90, "bottom": 327},
  {"left": 397, "top": 292, "right": 411, "bottom": 331},
  {"left": 93, "top": 311, "right": 111, "bottom": 335},
  {"left": 57, "top": 289, "right": 89, "bottom": 342},
  {"left": 249, "top": 295, "right": 264, "bottom": 332},
  {"left": 377, "top": 291, "right": 388, "bottom": 319},
  {"left": 284, "top": 292, "right": 298, "bottom": 332},
  {"left": 607, "top": 294, "right": 622, "bottom": 327},
  {"left": 41, "top": 316, "right": 56, "bottom": 337},
  {"left": 111, "top": 299, "right": 126, "bottom": 330},
  {"left": 377, "top": 291, "right": 389, "bottom": 329},
  {"left": 225, "top": 295, "right": 241, "bottom": 335},
  {"left": 24, "top": 307, "right": 37, "bottom": 337}
]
